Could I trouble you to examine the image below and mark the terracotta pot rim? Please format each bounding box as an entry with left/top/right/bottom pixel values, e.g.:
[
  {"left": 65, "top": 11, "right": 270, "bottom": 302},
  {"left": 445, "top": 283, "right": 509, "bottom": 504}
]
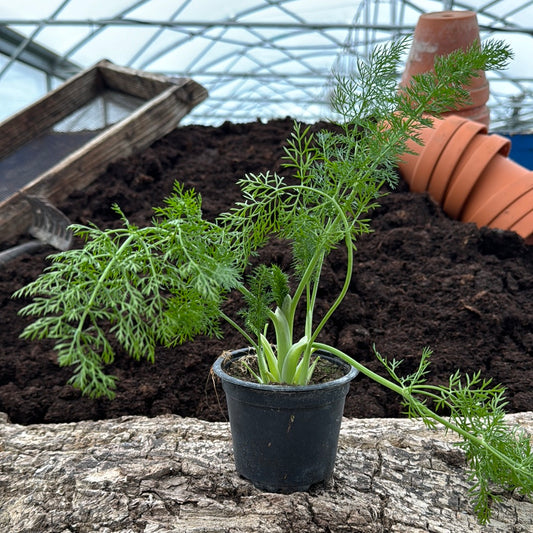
[
  {"left": 421, "top": 10, "right": 476, "bottom": 20},
  {"left": 442, "top": 106, "right": 490, "bottom": 127},
  {"left": 444, "top": 133, "right": 511, "bottom": 219},
  {"left": 410, "top": 116, "right": 467, "bottom": 192},
  {"left": 465, "top": 171, "right": 533, "bottom": 226},
  {"left": 443, "top": 83, "right": 490, "bottom": 111},
  {"left": 427, "top": 120, "right": 488, "bottom": 203},
  {"left": 489, "top": 188, "right": 533, "bottom": 230},
  {"left": 508, "top": 208, "right": 533, "bottom": 242},
  {"left": 458, "top": 85, "right": 489, "bottom": 109}
]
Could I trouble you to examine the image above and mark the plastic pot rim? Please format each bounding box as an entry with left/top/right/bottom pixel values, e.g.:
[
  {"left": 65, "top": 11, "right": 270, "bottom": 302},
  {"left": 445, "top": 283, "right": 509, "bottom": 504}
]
[{"left": 212, "top": 347, "right": 359, "bottom": 393}]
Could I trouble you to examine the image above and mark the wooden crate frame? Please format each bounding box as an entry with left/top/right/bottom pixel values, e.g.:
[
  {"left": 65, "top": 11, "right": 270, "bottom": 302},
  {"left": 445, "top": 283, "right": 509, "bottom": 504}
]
[{"left": 0, "top": 60, "right": 208, "bottom": 243}]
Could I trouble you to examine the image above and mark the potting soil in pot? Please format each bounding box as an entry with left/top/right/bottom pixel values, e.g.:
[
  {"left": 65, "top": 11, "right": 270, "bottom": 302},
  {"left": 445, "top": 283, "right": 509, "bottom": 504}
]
[{"left": 0, "top": 118, "right": 531, "bottom": 425}]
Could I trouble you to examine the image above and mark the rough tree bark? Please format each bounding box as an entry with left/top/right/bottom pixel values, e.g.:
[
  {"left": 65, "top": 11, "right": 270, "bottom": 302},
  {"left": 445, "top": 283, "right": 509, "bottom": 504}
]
[{"left": 0, "top": 411, "right": 531, "bottom": 533}]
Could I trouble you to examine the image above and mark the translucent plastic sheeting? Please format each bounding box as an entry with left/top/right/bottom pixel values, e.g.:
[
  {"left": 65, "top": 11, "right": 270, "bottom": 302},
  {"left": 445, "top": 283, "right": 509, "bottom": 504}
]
[
  {"left": 0, "top": 0, "right": 533, "bottom": 131},
  {"left": 53, "top": 91, "right": 145, "bottom": 133}
]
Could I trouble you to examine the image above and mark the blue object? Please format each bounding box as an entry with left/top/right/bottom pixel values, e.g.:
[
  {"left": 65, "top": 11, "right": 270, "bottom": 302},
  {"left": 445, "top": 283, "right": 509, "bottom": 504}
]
[{"left": 501, "top": 133, "right": 533, "bottom": 169}]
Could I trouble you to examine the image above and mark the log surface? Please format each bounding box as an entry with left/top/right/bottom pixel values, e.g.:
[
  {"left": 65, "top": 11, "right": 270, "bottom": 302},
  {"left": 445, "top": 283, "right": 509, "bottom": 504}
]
[{"left": 0, "top": 411, "right": 531, "bottom": 532}]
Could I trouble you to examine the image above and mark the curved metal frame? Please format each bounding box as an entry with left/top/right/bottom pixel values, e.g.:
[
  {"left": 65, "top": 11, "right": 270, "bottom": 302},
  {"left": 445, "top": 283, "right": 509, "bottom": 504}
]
[{"left": 0, "top": 0, "right": 532, "bottom": 130}]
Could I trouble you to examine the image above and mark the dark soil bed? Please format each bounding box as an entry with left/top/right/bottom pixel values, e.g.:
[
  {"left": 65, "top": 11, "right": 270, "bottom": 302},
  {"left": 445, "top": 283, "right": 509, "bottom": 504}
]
[{"left": 1, "top": 118, "right": 532, "bottom": 426}]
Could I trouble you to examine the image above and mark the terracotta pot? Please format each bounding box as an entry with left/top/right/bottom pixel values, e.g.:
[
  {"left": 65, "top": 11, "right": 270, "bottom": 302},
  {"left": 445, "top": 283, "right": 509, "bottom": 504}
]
[
  {"left": 427, "top": 119, "right": 487, "bottom": 203},
  {"left": 462, "top": 157, "right": 531, "bottom": 225},
  {"left": 399, "top": 115, "right": 467, "bottom": 192},
  {"left": 463, "top": 83, "right": 491, "bottom": 110},
  {"left": 489, "top": 188, "right": 533, "bottom": 231},
  {"left": 445, "top": 105, "right": 490, "bottom": 127},
  {"left": 397, "top": 114, "right": 533, "bottom": 244},
  {"left": 443, "top": 133, "right": 511, "bottom": 219},
  {"left": 510, "top": 210, "right": 533, "bottom": 244},
  {"left": 400, "top": 10, "right": 490, "bottom": 126}
]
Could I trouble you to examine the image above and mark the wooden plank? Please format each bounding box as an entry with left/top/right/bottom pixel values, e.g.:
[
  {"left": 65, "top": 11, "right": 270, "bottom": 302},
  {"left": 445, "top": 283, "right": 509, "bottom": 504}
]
[
  {"left": 98, "top": 62, "right": 174, "bottom": 100},
  {"left": 0, "top": 196, "right": 31, "bottom": 242},
  {"left": 0, "top": 64, "right": 102, "bottom": 159},
  {"left": 20, "top": 80, "right": 208, "bottom": 200},
  {"left": 0, "top": 78, "right": 207, "bottom": 243},
  {"left": 168, "top": 76, "right": 209, "bottom": 110}
]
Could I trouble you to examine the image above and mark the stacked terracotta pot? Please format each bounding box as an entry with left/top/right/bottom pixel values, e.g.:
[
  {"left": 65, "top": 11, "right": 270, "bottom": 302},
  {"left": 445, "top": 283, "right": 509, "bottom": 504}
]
[
  {"left": 398, "top": 10, "right": 532, "bottom": 244},
  {"left": 399, "top": 115, "right": 533, "bottom": 244},
  {"left": 400, "top": 10, "right": 490, "bottom": 127}
]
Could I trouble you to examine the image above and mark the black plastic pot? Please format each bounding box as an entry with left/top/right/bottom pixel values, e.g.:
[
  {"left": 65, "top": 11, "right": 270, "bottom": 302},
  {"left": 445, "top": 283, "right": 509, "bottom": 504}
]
[{"left": 212, "top": 348, "right": 358, "bottom": 493}]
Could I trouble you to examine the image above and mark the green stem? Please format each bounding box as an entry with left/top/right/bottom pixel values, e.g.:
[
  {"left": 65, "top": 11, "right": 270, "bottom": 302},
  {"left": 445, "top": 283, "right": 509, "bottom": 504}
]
[
  {"left": 310, "top": 230, "right": 353, "bottom": 344},
  {"left": 305, "top": 282, "right": 314, "bottom": 339},
  {"left": 313, "top": 343, "right": 528, "bottom": 478},
  {"left": 276, "top": 184, "right": 354, "bottom": 345},
  {"left": 289, "top": 242, "right": 325, "bottom": 320},
  {"left": 220, "top": 310, "right": 259, "bottom": 353},
  {"left": 410, "top": 402, "right": 529, "bottom": 479},
  {"left": 313, "top": 343, "right": 405, "bottom": 395}
]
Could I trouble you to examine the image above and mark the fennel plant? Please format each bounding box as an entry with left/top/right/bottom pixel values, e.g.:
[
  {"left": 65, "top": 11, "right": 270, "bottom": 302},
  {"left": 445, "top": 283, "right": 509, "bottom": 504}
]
[{"left": 14, "top": 37, "right": 532, "bottom": 523}]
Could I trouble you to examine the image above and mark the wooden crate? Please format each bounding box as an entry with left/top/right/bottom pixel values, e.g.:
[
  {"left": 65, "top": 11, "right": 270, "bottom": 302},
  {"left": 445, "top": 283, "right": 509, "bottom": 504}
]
[{"left": 0, "top": 60, "right": 208, "bottom": 243}]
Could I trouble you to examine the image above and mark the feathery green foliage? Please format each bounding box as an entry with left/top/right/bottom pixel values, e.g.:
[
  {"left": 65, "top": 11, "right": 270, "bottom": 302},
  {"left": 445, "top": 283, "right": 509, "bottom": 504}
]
[
  {"left": 15, "top": 183, "right": 239, "bottom": 398},
  {"left": 13, "top": 36, "right": 530, "bottom": 523},
  {"left": 371, "top": 347, "right": 533, "bottom": 524}
]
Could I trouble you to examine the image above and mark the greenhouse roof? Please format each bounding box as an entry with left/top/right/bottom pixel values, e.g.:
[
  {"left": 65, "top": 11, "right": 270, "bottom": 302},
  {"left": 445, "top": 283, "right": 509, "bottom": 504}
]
[{"left": 1, "top": 0, "right": 533, "bottom": 131}]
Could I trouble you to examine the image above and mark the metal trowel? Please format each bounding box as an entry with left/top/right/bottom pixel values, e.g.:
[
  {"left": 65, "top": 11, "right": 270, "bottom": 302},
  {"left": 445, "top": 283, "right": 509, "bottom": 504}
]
[{"left": 0, "top": 196, "right": 73, "bottom": 265}]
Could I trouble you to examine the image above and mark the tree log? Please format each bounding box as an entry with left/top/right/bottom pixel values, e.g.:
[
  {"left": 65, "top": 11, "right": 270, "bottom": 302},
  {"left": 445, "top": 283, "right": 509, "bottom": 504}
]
[{"left": 0, "top": 411, "right": 531, "bottom": 532}]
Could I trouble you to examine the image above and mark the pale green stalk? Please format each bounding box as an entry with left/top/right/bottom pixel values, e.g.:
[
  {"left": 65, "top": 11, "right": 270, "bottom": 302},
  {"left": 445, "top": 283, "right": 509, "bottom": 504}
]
[{"left": 313, "top": 343, "right": 533, "bottom": 524}]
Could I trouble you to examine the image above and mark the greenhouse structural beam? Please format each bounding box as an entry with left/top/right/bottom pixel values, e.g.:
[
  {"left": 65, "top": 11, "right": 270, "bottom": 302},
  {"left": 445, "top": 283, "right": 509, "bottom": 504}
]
[
  {"left": 2, "top": 19, "right": 532, "bottom": 35},
  {"left": 159, "top": 19, "right": 533, "bottom": 35},
  {"left": 0, "top": 26, "right": 80, "bottom": 80},
  {"left": 0, "top": 20, "right": 415, "bottom": 31}
]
